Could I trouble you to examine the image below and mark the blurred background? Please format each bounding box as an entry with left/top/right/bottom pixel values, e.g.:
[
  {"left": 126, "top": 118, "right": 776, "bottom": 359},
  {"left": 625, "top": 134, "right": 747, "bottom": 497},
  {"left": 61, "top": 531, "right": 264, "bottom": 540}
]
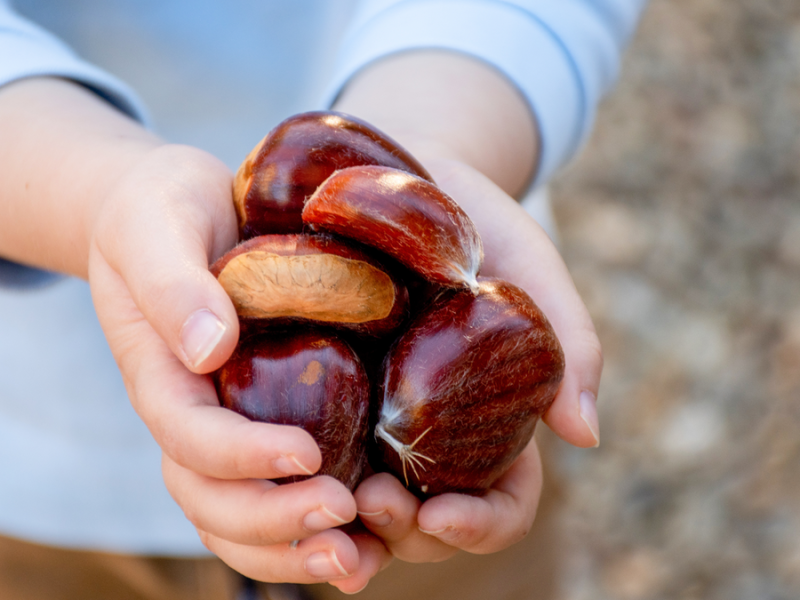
[
  {"left": 548, "top": 1, "right": 800, "bottom": 598},
  {"left": 12, "top": 0, "right": 800, "bottom": 598}
]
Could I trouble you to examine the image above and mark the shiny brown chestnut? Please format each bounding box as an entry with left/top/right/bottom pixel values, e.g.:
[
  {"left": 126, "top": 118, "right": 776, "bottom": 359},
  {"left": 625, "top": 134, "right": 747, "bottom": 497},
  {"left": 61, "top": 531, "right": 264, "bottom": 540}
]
[
  {"left": 233, "top": 111, "right": 433, "bottom": 237},
  {"left": 303, "top": 165, "right": 484, "bottom": 294},
  {"left": 373, "top": 277, "right": 565, "bottom": 497},
  {"left": 214, "top": 328, "right": 370, "bottom": 490},
  {"left": 210, "top": 233, "right": 409, "bottom": 338}
]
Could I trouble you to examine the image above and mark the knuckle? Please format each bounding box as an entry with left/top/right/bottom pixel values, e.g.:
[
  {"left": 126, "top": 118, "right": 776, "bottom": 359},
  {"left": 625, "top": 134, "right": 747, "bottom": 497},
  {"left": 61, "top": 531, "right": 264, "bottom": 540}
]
[
  {"left": 135, "top": 266, "right": 174, "bottom": 315},
  {"left": 231, "top": 429, "right": 259, "bottom": 478},
  {"left": 196, "top": 527, "right": 215, "bottom": 553},
  {"left": 252, "top": 519, "right": 281, "bottom": 546},
  {"left": 178, "top": 492, "right": 205, "bottom": 530},
  {"left": 579, "top": 322, "right": 604, "bottom": 361},
  {"left": 158, "top": 428, "right": 189, "bottom": 468}
]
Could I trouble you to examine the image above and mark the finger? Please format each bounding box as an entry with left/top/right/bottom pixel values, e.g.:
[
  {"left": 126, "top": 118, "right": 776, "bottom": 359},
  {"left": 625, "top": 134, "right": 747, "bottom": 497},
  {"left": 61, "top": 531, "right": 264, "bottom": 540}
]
[
  {"left": 92, "top": 144, "right": 240, "bottom": 374},
  {"left": 90, "top": 262, "right": 322, "bottom": 480},
  {"left": 486, "top": 208, "right": 602, "bottom": 448},
  {"left": 415, "top": 439, "right": 543, "bottom": 554},
  {"left": 355, "top": 473, "right": 458, "bottom": 563},
  {"left": 135, "top": 338, "right": 322, "bottom": 480},
  {"left": 491, "top": 209, "right": 602, "bottom": 448},
  {"left": 327, "top": 533, "right": 393, "bottom": 595},
  {"left": 431, "top": 162, "right": 603, "bottom": 448},
  {"left": 163, "top": 455, "right": 356, "bottom": 546},
  {"left": 137, "top": 357, "right": 322, "bottom": 479},
  {"left": 200, "top": 528, "right": 359, "bottom": 584}
]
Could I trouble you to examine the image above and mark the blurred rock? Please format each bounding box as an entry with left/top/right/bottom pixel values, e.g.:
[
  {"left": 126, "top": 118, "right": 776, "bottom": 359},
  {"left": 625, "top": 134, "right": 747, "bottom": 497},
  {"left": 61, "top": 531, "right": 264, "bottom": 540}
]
[{"left": 601, "top": 548, "right": 669, "bottom": 600}]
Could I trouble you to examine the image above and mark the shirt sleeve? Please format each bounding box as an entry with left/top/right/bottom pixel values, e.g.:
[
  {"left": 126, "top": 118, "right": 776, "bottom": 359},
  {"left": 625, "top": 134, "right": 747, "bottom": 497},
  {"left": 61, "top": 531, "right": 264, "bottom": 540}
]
[
  {"left": 323, "top": 0, "right": 648, "bottom": 186},
  {"left": 0, "top": 0, "right": 148, "bottom": 123},
  {"left": 0, "top": 0, "right": 151, "bottom": 288}
]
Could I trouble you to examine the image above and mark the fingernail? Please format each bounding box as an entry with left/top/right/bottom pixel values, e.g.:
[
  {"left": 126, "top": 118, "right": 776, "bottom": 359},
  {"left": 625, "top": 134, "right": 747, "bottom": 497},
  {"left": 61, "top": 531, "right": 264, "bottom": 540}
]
[
  {"left": 419, "top": 525, "right": 459, "bottom": 542},
  {"left": 579, "top": 391, "right": 601, "bottom": 447},
  {"left": 306, "top": 549, "right": 350, "bottom": 579},
  {"left": 339, "top": 581, "right": 369, "bottom": 595},
  {"left": 304, "top": 506, "right": 350, "bottom": 532},
  {"left": 273, "top": 454, "right": 314, "bottom": 476},
  {"left": 357, "top": 509, "right": 393, "bottom": 527},
  {"left": 180, "top": 309, "right": 226, "bottom": 368}
]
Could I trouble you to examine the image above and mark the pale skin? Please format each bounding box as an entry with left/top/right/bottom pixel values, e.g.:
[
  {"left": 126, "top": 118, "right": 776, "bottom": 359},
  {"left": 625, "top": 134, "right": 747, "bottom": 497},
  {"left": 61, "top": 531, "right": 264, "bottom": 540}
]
[{"left": 0, "top": 51, "right": 602, "bottom": 594}]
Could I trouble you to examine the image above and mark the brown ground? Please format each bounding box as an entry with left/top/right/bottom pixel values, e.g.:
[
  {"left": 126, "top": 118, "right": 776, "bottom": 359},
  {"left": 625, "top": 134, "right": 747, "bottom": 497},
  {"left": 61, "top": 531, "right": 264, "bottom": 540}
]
[{"left": 551, "top": 1, "right": 800, "bottom": 598}]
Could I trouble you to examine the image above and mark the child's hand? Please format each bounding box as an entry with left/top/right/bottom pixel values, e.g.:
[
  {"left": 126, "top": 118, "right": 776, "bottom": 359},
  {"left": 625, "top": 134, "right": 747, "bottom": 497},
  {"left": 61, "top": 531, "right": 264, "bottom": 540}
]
[
  {"left": 433, "top": 160, "right": 604, "bottom": 450},
  {"left": 87, "top": 143, "right": 390, "bottom": 588},
  {"left": 354, "top": 159, "right": 602, "bottom": 564}
]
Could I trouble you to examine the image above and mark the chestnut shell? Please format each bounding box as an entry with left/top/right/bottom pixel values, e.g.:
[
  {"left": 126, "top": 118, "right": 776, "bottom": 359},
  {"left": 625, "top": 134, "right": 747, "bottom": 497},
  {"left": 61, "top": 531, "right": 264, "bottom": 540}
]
[
  {"left": 374, "top": 278, "right": 565, "bottom": 497},
  {"left": 234, "top": 111, "right": 433, "bottom": 237},
  {"left": 303, "top": 165, "right": 483, "bottom": 292},
  {"left": 214, "top": 329, "right": 371, "bottom": 490},
  {"left": 210, "top": 233, "right": 410, "bottom": 338}
]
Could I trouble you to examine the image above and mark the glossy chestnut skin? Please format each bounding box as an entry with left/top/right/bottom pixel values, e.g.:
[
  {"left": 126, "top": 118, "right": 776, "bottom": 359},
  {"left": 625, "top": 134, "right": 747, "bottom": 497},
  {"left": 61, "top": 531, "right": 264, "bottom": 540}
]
[
  {"left": 214, "top": 329, "right": 371, "bottom": 490},
  {"left": 234, "top": 111, "right": 433, "bottom": 237},
  {"left": 210, "top": 233, "right": 410, "bottom": 338},
  {"left": 303, "top": 165, "right": 484, "bottom": 293},
  {"left": 373, "top": 278, "right": 565, "bottom": 497}
]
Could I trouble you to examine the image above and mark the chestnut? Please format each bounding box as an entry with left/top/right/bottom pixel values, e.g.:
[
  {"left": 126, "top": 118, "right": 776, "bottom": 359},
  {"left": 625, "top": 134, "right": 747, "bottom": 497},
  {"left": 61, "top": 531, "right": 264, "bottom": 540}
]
[
  {"left": 215, "top": 112, "right": 569, "bottom": 500},
  {"left": 233, "top": 111, "right": 433, "bottom": 237},
  {"left": 210, "top": 233, "right": 409, "bottom": 338},
  {"left": 303, "top": 165, "right": 484, "bottom": 294},
  {"left": 213, "top": 328, "right": 371, "bottom": 490},
  {"left": 373, "top": 278, "right": 565, "bottom": 497}
]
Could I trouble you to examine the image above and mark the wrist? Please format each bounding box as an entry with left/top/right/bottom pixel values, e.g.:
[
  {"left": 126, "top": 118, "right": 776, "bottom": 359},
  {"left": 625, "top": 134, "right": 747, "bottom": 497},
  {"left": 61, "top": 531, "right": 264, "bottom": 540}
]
[
  {"left": 0, "top": 77, "right": 163, "bottom": 278},
  {"left": 332, "top": 50, "right": 539, "bottom": 198}
]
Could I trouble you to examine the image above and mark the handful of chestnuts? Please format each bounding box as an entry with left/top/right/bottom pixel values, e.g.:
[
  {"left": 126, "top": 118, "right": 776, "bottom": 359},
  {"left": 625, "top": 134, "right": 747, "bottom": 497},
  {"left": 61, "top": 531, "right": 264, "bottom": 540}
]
[{"left": 211, "top": 111, "right": 565, "bottom": 499}]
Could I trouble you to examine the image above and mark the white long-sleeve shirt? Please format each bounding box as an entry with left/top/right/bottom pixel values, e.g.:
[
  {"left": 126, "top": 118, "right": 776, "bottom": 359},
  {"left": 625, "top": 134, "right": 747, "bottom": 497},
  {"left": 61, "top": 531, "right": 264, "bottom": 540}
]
[{"left": 0, "top": 0, "right": 647, "bottom": 554}]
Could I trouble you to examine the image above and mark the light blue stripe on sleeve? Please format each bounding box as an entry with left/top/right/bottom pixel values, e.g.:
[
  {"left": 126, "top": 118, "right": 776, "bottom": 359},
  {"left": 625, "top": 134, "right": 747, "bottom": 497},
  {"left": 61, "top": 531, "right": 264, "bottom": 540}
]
[
  {"left": 0, "top": 1, "right": 150, "bottom": 288},
  {"left": 0, "top": 0, "right": 149, "bottom": 124}
]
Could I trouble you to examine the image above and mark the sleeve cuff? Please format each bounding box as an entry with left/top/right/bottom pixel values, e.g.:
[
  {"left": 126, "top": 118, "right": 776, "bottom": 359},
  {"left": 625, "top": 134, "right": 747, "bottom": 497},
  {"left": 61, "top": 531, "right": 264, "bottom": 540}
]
[
  {"left": 0, "top": 9, "right": 149, "bottom": 125},
  {"left": 321, "top": 0, "right": 586, "bottom": 186},
  {"left": 0, "top": 259, "right": 61, "bottom": 290},
  {"left": 0, "top": 5, "right": 149, "bottom": 288}
]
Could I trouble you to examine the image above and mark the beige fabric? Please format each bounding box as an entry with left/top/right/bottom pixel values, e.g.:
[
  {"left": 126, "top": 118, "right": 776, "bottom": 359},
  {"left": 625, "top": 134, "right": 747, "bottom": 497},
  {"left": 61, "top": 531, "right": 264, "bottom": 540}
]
[
  {"left": 0, "top": 535, "right": 239, "bottom": 600},
  {"left": 0, "top": 432, "right": 561, "bottom": 600}
]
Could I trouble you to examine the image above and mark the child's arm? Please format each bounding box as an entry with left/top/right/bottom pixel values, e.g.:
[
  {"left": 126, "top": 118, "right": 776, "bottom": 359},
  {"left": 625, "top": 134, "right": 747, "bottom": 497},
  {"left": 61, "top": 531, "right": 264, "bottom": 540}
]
[{"left": 0, "top": 77, "right": 376, "bottom": 585}]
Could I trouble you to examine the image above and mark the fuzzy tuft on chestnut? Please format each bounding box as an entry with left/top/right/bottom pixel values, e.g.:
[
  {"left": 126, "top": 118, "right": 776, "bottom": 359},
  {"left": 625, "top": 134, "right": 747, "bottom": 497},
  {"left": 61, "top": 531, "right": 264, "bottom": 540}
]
[
  {"left": 303, "top": 165, "right": 484, "bottom": 294},
  {"left": 373, "top": 278, "right": 565, "bottom": 497}
]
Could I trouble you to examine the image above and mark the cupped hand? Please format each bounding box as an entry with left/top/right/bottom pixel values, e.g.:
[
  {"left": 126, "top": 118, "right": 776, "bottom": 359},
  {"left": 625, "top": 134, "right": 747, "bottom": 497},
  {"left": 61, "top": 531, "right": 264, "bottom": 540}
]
[
  {"left": 86, "top": 143, "right": 389, "bottom": 589},
  {"left": 432, "top": 159, "right": 604, "bottom": 449},
  {"left": 355, "top": 158, "right": 602, "bottom": 563}
]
